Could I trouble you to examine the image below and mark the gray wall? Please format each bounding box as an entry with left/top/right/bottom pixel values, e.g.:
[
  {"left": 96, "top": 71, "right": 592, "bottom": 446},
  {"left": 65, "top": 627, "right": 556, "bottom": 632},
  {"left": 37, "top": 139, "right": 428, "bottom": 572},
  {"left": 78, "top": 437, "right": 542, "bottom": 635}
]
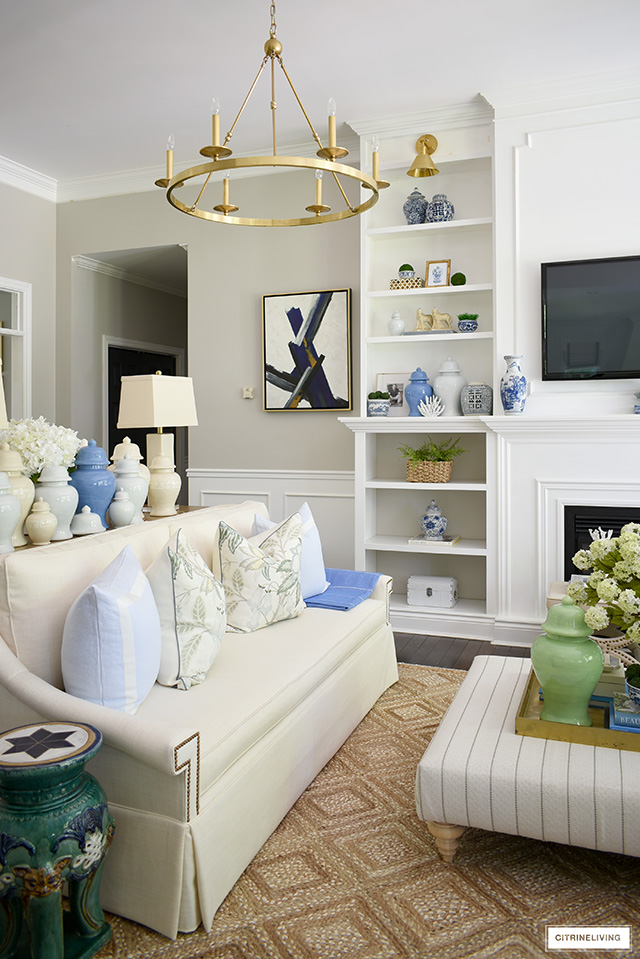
[
  {"left": 0, "top": 181, "right": 56, "bottom": 419},
  {"left": 56, "top": 171, "right": 360, "bottom": 471}
]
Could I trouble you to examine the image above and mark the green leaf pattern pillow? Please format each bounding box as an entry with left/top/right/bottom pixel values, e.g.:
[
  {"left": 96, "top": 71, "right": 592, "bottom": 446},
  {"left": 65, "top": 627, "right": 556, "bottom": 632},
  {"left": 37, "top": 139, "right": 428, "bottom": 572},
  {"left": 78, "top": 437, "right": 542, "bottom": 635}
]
[{"left": 218, "top": 513, "right": 304, "bottom": 632}]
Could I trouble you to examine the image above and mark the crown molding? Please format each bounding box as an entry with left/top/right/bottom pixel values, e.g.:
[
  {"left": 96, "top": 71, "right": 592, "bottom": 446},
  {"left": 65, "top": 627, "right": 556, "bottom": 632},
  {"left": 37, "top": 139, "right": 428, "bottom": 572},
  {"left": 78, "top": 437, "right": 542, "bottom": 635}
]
[
  {"left": 72, "top": 255, "right": 186, "bottom": 299},
  {"left": 0, "top": 154, "right": 57, "bottom": 202},
  {"left": 346, "top": 99, "right": 494, "bottom": 140},
  {"left": 482, "top": 68, "right": 640, "bottom": 119}
]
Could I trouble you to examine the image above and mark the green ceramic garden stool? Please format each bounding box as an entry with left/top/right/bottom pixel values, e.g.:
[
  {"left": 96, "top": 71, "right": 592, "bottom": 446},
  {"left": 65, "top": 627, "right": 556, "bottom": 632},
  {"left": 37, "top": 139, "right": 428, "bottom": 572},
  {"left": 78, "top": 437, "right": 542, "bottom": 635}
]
[{"left": 0, "top": 722, "right": 114, "bottom": 959}]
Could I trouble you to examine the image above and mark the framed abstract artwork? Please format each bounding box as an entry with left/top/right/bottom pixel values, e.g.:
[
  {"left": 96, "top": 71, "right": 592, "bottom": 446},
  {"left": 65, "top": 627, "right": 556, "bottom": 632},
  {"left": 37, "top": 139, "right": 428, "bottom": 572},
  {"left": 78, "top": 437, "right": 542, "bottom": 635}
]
[{"left": 262, "top": 288, "right": 352, "bottom": 411}]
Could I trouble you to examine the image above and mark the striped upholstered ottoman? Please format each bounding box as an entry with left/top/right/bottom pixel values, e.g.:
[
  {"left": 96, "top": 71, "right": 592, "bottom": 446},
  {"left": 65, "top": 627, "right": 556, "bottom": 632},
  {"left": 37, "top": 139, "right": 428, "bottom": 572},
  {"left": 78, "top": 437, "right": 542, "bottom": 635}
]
[{"left": 416, "top": 655, "right": 640, "bottom": 860}]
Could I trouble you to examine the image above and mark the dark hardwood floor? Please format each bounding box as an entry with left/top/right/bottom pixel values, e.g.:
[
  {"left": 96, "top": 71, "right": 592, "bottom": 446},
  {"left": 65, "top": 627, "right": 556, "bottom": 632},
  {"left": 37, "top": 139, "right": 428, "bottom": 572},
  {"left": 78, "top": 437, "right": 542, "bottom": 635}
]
[{"left": 394, "top": 632, "right": 531, "bottom": 670}]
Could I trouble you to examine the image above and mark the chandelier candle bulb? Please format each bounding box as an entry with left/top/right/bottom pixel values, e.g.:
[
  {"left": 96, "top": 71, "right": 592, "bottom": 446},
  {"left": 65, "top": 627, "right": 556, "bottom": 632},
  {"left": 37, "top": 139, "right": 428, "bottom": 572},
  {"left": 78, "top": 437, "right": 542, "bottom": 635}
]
[
  {"left": 211, "top": 96, "right": 221, "bottom": 145},
  {"left": 327, "top": 98, "right": 337, "bottom": 149},
  {"left": 166, "top": 134, "right": 174, "bottom": 180},
  {"left": 315, "top": 169, "right": 322, "bottom": 205}
]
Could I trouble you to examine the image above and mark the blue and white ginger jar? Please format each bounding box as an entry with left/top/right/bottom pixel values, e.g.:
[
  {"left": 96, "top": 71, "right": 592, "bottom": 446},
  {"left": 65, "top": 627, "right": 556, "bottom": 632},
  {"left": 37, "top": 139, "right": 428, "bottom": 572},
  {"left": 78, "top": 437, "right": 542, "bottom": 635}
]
[
  {"left": 403, "top": 188, "right": 428, "bottom": 225},
  {"left": 420, "top": 499, "right": 448, "bottom": 540},
  {"left": 426, "top": 194, "right": 454, "bottom": 223},
  {"left": 500, "top": 355, "right": 527, "bottom": 414}
]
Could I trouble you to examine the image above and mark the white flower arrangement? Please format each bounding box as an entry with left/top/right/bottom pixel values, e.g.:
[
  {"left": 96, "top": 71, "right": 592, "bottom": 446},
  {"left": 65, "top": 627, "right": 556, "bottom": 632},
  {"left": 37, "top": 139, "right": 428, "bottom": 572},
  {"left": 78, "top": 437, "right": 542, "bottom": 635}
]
[
  {"left": 0, "top": 417, "right": 83, "bottom": 477},
  {"left": 567, "top": 522, "right": 640, "bottom": 641}
]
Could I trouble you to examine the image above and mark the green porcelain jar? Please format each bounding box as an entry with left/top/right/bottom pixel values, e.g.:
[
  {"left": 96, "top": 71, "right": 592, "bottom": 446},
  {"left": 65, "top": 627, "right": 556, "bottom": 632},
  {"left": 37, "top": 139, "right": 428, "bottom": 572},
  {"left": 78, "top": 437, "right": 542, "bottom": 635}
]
[{"left": 531, "top": 595, "right": 604, "bottom": 726}]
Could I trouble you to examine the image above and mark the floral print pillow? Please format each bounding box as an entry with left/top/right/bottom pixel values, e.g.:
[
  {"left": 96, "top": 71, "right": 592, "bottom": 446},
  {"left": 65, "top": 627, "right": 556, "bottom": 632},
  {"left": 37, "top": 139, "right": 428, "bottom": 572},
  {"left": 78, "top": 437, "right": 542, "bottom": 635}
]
[
  {"left": 218, "top": 512, "right": 304, "bottom": 632},
  {"left": 147, "top": 530, "right": 226, "bottom": 689}
]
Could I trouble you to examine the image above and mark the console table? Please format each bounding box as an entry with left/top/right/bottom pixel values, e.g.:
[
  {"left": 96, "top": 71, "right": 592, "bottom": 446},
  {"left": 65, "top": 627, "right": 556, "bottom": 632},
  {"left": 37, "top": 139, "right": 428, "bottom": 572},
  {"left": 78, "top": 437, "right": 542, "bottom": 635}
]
[
  {"left": 416, "top": 655, "right": 640, "bottom": 861},
  {"left": 0, "top": 722, "right": 114, "bottom": 959}
]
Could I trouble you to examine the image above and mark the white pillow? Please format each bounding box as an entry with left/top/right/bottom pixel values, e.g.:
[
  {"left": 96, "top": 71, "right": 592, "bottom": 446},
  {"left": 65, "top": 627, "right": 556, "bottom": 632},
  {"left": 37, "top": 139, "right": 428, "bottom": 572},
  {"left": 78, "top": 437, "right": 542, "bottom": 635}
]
[
  {"left": 61, "top": 546, "right": 161, "bottom": 714},
  {"left": 251, "top": 502, "right": 329, "bottom": 599},
  {"left": 146, "top": 530, "right": 226, "bottom": 690},
  {"left": 218, "top": 512, "right": 304, "bottom": 632}
]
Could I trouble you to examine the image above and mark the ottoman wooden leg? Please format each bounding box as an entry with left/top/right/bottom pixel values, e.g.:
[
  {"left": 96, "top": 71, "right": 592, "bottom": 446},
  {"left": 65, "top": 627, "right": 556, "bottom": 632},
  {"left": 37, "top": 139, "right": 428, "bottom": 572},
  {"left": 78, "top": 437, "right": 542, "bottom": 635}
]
[{"left": 427, "top": 821, "right": 465, "bottom": 862}]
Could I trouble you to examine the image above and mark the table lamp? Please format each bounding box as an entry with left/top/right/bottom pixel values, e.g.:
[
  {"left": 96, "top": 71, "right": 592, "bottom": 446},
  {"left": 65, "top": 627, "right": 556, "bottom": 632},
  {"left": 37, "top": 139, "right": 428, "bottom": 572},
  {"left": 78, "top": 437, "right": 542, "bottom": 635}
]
[{"left": 116, "top": 372, "right": 198, "bottom": 513}]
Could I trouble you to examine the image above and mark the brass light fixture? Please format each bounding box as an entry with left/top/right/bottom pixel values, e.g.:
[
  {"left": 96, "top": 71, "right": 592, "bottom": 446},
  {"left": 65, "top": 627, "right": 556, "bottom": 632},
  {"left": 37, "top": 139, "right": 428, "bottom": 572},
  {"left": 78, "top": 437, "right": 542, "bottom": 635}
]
[
  {"left": 155, "top": 2, "right": 388, "bottom": 227},
  {"left": 407, "top": 134, "right": 440, "bottom": 178}
]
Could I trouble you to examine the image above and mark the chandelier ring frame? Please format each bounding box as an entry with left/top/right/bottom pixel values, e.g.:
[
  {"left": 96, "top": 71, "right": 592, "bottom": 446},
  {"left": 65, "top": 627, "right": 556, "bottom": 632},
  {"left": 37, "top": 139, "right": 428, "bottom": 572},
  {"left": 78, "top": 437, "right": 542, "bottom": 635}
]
[{"left": 167, "top": 155, "right": 380, "bottom": 227}]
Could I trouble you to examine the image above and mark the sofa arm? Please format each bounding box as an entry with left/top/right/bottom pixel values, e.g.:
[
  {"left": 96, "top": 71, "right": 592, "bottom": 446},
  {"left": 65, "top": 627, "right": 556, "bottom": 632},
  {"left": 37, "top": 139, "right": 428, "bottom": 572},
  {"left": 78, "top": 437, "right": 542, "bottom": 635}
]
[
  {"left": 0, "top": 638, "right": 197, "bottom": 778},
  {"left": 370, "top": 574, "right": 392, "bottom": 622}
]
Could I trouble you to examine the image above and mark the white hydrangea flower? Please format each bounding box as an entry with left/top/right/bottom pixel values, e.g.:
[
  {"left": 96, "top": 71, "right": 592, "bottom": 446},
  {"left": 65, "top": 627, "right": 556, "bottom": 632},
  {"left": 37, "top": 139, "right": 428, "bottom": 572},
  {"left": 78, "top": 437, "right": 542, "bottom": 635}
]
[
  {"left": 589, "top": 538, "right": 617, "bottom": 561},
  {"left": 625, "top": 620, "right": 640, "bottom": 643},
  {"left": 0, "top": 417, "right": 83, "bottom": 476},
  {"left": 617, "top": 589, "right": 640, "bottom": 615},
  {"left": 584, "top": 605, "right": 610, "bottom": 631},
  {"left": 566, "top": 581, "right": 588, "bottom": 604},
  {"left": 572, "top": 549, "right": 593, "bottom": 571},
  {"left": 588, "top": 570, "right": 605, "bottom": 587},
  {"left": 613, "top": 560, "right": 634, "bottom": 583},
  {"left": 595, "top": 578, "right": 620, "bottom": 603}
]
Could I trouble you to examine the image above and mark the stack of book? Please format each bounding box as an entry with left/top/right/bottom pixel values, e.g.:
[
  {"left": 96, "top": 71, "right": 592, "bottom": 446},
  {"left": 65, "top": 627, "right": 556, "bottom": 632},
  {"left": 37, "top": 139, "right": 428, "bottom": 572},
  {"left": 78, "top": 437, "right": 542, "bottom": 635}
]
[{"left": 609, "top": 692, "right": 640, "bottom": 732}]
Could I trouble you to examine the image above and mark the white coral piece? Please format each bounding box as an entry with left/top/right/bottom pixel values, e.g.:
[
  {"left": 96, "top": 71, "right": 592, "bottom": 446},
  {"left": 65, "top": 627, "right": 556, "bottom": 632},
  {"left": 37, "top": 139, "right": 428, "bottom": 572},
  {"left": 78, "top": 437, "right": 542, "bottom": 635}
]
[
  {"left": 589, "top": 526, "right": 614, "bottom": 540},
  {"left": 418, "top": 396, "right": 444, "bottom": 417}
]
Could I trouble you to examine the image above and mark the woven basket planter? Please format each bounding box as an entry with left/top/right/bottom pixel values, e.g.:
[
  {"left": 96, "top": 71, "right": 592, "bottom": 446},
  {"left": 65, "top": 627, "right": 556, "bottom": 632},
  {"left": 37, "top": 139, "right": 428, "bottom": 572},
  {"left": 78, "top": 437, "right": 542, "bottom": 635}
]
[{"left": 406, "top": 459, "right": 453, "bottom": 483}]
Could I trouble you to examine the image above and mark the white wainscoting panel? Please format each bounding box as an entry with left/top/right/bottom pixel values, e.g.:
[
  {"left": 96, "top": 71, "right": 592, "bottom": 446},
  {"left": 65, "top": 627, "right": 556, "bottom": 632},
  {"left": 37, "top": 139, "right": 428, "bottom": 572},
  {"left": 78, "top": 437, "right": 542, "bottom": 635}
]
[{"left": 187, "top": 469, "right": 355, "bottom": 570}]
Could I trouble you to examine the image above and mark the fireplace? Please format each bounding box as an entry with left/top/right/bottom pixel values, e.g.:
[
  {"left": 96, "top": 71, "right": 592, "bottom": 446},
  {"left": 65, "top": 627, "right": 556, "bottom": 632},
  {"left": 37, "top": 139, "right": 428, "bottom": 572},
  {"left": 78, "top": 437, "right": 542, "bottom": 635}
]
[{"left": 564, "top": 505, "right": 640, "bottom": 580}]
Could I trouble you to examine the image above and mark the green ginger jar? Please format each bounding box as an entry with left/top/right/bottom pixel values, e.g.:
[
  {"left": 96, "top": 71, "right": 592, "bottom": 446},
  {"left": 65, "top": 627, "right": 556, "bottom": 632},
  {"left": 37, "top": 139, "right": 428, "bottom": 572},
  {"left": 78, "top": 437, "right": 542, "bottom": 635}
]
[{"left": 531, "top": 595, "right": 604, "bottom": 726}]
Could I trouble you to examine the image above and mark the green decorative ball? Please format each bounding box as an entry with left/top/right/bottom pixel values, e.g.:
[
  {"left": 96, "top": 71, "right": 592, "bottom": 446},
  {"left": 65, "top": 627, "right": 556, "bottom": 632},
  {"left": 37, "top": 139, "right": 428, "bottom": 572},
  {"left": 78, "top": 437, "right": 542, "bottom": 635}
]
[
  {"left": 450, "top": 272, "right": 467, "bottom": 286},
  {"left": 399, "top": 263, "right": 414, "bottom": 272}
]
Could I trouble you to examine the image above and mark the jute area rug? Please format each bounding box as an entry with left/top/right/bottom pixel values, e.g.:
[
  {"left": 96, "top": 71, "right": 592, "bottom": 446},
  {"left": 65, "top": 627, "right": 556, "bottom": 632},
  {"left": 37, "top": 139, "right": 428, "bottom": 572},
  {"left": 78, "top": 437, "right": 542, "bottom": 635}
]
[{"left": 102, "top": 664, "right": 640, "bottom": 959}]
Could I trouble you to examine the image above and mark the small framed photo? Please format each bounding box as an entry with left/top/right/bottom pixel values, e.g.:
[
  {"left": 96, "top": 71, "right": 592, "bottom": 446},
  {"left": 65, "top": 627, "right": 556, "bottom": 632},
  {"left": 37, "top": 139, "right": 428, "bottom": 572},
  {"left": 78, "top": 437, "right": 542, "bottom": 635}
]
[
  {"left": 426, "top": 259, "right": 451, "bottom": 287},
  {"left": 376, "top": 373, "right": 410, "bottom": 415}
]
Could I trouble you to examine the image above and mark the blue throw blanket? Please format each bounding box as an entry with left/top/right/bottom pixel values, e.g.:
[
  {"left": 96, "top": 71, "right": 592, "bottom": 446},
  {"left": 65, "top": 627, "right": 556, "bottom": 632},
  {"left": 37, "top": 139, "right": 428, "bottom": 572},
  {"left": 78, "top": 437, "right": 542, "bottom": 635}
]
[{"left": 305, "top": 568, "right": 381, "bottom": 611}]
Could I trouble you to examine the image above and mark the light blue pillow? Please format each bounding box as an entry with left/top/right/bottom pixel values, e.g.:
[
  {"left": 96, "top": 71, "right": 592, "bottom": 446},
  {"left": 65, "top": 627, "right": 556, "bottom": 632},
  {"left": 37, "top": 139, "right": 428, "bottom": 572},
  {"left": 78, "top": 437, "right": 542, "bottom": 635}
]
[
  {"left": 61, "top": 545, "right": 161, "bottom": 714},
  {"left": 251, "top": 502, "right": 329, "bottom": 599}
]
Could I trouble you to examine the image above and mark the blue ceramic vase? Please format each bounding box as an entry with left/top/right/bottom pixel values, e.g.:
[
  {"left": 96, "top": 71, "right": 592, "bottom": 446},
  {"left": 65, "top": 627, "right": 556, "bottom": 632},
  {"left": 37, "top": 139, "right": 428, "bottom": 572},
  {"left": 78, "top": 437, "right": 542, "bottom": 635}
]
[
  {"left": 420, "top": 499, "right": 448, "bottom": 540},
  {"left": 500, "top": 355, "right": 527, "bottom": 414},
  {"left": 70, "top": 440, "right": 116, "bottom": 528},
  {"left": 405, "top": 368, "right": 433, "bottom": 416},
  {"left": 426, "top": 194, "right": 454, "bottom": 222},
  {"left": 403, "top": 188, "right": 428, "bottom": 225}
]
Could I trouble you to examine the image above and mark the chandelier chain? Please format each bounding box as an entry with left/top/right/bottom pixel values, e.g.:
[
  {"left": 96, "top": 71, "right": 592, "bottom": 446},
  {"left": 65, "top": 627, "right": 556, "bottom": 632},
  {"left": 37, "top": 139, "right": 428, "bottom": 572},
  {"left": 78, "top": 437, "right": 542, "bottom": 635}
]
[{"left": 270, "top": 2, "right": 277, "bottom": 37}]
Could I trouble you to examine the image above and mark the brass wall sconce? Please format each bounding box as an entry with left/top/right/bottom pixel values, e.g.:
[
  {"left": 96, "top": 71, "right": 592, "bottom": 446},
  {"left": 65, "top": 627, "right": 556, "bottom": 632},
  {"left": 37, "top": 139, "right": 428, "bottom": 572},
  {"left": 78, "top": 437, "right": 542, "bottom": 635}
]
[{"left": 407, "top": 135, "right": 440, "bottom": 178}]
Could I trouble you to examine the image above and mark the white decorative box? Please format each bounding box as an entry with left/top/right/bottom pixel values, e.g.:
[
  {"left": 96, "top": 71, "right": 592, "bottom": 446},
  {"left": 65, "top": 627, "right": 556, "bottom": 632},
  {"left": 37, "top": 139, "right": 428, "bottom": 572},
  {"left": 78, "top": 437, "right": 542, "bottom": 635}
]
[{"left": 407, "top": 575, "right": 458, "bottom": 608}]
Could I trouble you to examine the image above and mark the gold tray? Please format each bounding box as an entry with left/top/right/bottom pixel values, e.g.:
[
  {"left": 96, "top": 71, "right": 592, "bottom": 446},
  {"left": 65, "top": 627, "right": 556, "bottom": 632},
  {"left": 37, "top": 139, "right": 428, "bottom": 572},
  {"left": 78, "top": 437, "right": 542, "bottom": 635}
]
[{"left": 515, "top": 671, "right": 640, "bottom": 753}]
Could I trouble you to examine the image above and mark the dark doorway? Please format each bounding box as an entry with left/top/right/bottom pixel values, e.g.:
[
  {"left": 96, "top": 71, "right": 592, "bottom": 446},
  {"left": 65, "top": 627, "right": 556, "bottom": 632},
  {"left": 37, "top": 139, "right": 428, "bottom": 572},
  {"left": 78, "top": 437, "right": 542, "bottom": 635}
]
[{"left": 108, "top": 346, "right": 187, "bottom": 502}]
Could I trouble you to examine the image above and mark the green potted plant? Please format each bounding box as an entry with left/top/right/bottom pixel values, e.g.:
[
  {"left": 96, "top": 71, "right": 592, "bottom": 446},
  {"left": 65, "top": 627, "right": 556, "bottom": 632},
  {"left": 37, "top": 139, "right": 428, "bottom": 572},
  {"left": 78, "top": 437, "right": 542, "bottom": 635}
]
[
  {"left": 367, "top": 391, "right": 390, "bottom": 417},
  {"left": 397, "top": 435, "right": 465, "bottom": 483},
  {"left": 457, "top": 312, "right": 479, "bottom": 333}
]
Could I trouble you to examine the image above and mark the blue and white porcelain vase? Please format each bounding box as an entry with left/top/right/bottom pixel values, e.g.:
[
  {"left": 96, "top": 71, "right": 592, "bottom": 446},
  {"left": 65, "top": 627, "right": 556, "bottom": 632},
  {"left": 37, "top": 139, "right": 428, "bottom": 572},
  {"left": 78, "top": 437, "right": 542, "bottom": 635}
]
[
  {"left": 70, "top": 440, "right": 116, "bottom": 528},
  {"left": 405, "top": 367, "right": 433, "bottom": 416},
  {"left": 420, "top": 499, "right": 448, "bottom": 540},
  {"left": 426, "top": 194, "right": 454, "bottom": 223},
  {"left": 35, "top": 465, "right": 79, "bottom": 540},
  {"left": 500, "top": 355, "right": 527, "bottom": 415},
  {"left": 461, "top": 383, "right": 493, "bottom": 416},
  {"left": 403, "top": 188, "right": 428, "bottom": 225}
]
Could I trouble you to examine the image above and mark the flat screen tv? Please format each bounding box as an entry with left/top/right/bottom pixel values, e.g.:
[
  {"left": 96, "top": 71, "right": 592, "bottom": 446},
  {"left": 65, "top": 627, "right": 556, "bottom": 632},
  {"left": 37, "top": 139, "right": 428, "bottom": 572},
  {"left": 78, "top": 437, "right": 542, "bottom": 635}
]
[{"left": 541, "top": 255, "right": 640, "bottom": 380}]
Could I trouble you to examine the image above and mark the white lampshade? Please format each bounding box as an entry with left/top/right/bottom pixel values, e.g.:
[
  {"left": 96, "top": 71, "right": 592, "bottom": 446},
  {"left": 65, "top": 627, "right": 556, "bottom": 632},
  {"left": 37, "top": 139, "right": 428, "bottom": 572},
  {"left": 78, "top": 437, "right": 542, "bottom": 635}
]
[{"left": 117, "top": 373, "right": 198, "bottom": 430}]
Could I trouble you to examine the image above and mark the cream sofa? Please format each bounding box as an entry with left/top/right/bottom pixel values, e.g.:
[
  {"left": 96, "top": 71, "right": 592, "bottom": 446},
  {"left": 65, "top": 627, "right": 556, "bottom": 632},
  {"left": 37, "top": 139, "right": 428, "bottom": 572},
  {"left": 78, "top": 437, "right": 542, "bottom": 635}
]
[{"left": 0, "top": 501, "right": 398, "bottom": 938}]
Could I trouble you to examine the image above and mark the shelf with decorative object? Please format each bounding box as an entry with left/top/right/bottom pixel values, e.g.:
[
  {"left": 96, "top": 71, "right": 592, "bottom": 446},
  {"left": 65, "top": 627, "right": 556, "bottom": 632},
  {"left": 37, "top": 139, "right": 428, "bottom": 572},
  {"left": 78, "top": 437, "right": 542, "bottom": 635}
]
[{"left": 342, "top": 113, "right": 496, "bottom": 637}]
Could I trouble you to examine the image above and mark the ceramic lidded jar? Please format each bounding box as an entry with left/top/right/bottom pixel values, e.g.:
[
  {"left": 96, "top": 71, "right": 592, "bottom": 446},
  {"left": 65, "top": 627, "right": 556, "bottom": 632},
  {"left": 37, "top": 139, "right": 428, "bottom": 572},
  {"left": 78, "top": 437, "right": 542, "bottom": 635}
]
[
  {"left": 420, "top": 499, "right": 448, "bottom": 540},
  {"left": 433, "top": 357, "right": 466, "bottom": 415},
  {"left": 108, "top": 489, "right": 136, "bottom": 528},
  {"left": 531, "top": 596, "right": 604, "bottom": 726},
  {"left": 35, "top": 464, "right": 79, "bottom": 540},
  {"left": 402, "top": 187, "right": 428, "bottom": 225},
  {"left": 426, "top": 194, "right": 455, "bottom": 222},
  {"left": 70, "top": 505, "right": 105, "bottom": 536},
  {"left": 113, "top": 455, "right": 148, "bottom": 524},
  {"left": 25, "top": 498, "right": 57, "bottom": 545},
  {"left": 148, "top": 455, "right": 181, "bottom": 517},
  {"left": 404, "top": 368, "right": 434, "bottom": 417},
  {"left": 0, "top": 443, "right": 35, "bottom": 547},
  {"left": 69, "top": 440, "right": 116, "bottom": 528},
  {"left": 388, "top": 311, "right": 405, "bottom": 336},
  {"left": 0, "top": 472, "right": 21, "bottom": 553},
  {"left": 109, "top": 435, "right": 151, "bottom": 484},
  {"left": 461, "top": 383, "right": 493, "bottom": 416}
]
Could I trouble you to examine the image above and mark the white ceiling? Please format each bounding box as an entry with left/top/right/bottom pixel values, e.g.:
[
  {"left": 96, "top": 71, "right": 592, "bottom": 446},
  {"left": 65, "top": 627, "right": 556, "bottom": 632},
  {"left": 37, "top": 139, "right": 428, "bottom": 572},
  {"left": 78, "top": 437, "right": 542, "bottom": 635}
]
[{"left": 2, "top": 0, "right": 640, "bottom": 185}]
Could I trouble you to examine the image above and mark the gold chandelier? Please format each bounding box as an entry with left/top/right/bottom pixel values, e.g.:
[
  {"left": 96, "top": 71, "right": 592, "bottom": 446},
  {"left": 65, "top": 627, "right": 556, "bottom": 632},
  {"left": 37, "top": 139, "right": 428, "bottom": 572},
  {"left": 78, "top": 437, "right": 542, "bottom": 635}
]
[{"left": 155, "top": 2, "right": 388, "bottom": 227}]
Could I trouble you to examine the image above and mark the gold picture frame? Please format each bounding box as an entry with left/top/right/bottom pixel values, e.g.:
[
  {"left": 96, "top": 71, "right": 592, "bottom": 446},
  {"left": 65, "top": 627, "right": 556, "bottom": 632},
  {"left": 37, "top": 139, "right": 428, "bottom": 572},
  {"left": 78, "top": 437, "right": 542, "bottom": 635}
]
[{"left": 426, "top": 259, "right": 451, "bottom": 287}]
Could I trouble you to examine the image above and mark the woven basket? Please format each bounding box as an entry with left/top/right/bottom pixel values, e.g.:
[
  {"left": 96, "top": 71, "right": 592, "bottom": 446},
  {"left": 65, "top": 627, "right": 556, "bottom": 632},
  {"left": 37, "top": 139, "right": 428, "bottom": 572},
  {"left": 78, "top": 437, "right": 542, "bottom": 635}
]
[{"left": 406, "top": 459, "right": 453, "bottom": 483}]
